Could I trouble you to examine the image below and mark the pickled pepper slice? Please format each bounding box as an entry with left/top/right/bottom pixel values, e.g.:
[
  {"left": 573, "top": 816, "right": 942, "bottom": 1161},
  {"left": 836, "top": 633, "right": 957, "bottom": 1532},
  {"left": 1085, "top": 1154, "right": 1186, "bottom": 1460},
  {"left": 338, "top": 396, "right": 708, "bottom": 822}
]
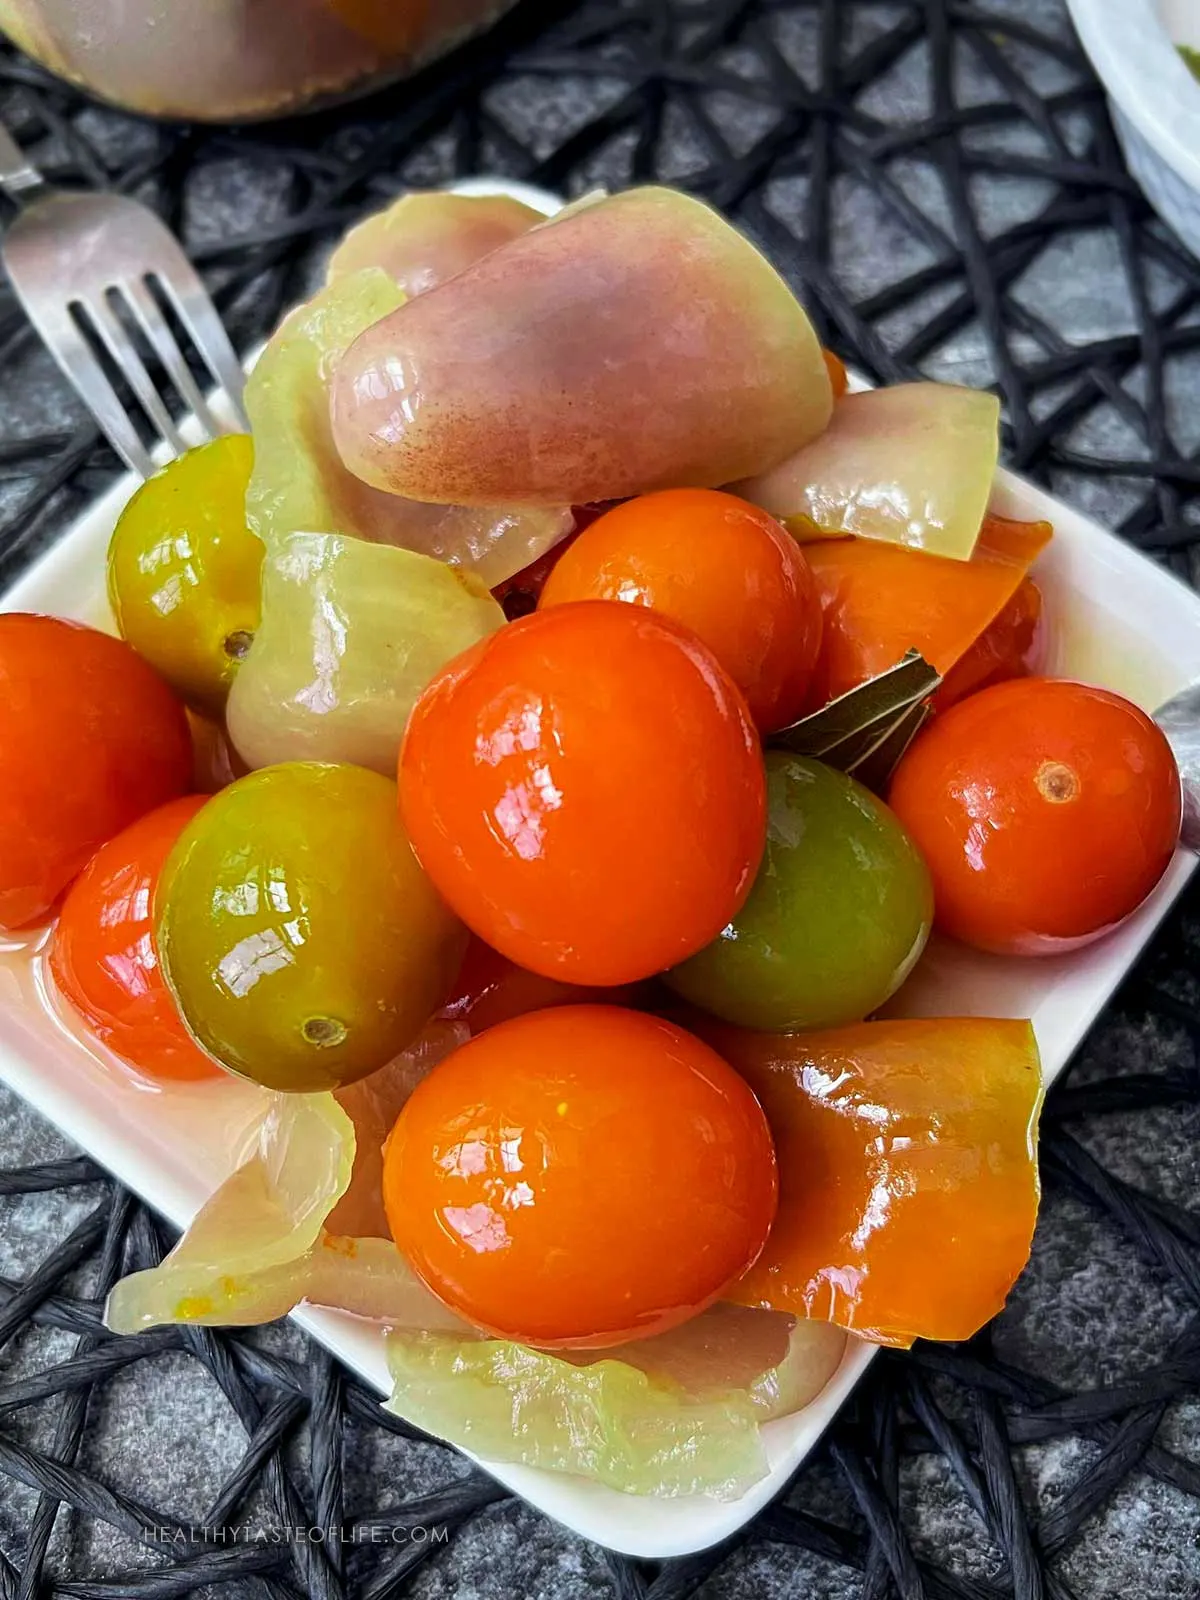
[
  {"left": 806, "top": 514, "right": 1053, "bottom": 705},
  {"left": 735, "top": 382, "right": 1000, "bottom": 560},
  {"left": 702, "top": 1017, "right": 1043, "bottom": 1346}
]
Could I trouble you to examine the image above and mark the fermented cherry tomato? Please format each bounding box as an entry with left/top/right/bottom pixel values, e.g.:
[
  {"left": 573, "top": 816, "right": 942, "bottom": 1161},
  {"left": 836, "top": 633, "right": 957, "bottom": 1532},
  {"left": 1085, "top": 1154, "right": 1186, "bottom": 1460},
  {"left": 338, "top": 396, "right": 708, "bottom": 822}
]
[
  {"left": 50, "top": 797, "right": 220, "bottom": 1082},
  {"left": 108, "top": 434, "right": 262, "bottom": 717},
  {"left": 400, "top": 602, "right": 766, "bottom": 986},
  {"left": 383, "top": 1005, "right": 778, "bottom": 1347},
  {"left": 439, "top": 936, "right": 646, "bottom": 1035},
  {"left": 158, "top": 763, "right": 466, "bottom": 1093},
  {"left": 0, "top": 615, "right": 193, "bottom": 930},
  {"left": 539, "top": 489, "right": 822, "bottom": 731},
  {"left": 932, "top": 576, "right": 1044, "bottom": 714},
  {"left": 889, "top": 678, "right": 1182, "bottom": 955}
]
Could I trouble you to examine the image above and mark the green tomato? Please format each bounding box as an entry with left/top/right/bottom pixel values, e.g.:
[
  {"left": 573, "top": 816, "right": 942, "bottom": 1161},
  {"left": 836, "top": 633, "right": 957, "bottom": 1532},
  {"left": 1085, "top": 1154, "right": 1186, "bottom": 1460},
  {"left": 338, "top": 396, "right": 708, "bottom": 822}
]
[
  {"left": 157, "top": 762, "right": 466, "bottom": 1091},
  {"left": 108, "top": 434, "right": 263, "bottom": 717},
  {"left": 665, "top": 753, "right": 932, "bottom": 1031}
]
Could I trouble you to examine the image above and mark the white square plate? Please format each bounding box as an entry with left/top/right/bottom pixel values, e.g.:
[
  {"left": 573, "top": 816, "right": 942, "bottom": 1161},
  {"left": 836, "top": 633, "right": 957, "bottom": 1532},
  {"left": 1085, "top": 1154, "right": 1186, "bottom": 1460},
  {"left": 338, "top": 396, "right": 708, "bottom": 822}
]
[{"left": 1, "top": 179, "right": 1199, "bottom": 1559}]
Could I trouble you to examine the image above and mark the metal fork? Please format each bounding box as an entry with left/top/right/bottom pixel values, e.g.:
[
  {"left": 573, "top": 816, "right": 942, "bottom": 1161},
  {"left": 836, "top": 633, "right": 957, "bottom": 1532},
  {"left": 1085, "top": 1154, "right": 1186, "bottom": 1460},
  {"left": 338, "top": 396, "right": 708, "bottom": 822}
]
[{"left": 0, "top": 122, "right": 247, "bottom": 479}]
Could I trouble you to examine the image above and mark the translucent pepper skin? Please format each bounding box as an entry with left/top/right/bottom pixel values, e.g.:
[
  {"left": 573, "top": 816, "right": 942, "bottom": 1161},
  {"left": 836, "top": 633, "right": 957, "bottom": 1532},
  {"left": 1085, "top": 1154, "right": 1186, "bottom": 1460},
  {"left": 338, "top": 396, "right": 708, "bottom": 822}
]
[
  {"left": 331, "top": 186, "right": 832, "bottom": 508},
  {"left": 931, "top": 575, "right": 1044, "bottom": 714},
  {"left": 327, "top": 191, "right": 542, "bottom": 295},
  {"left": 804, "top": 514, "right": 1053, "bottom": 706},
  {"left": 226, "top": 532, "right": 504, "bottom": 776},
  {"left": 383, "top": 1005, "right": 779, "bottom": 1348},
  {"left": 735, "top": 382, "right": 1001, "bottom": 561},
  {"left": 245, "top": 268, "right": 572, "bottom": 590},
  {"left": 695, "top": 1016, "right": 1044, "bottom": 1346},
  {"left": 157, "top": 762, "right": 467, "bottom": 1092},
  {"left": 666, "top": 754, "right": 932, "bottom": 1033},
  {"left": 399, "top": 601, "right": 768, "bottom": 987}
]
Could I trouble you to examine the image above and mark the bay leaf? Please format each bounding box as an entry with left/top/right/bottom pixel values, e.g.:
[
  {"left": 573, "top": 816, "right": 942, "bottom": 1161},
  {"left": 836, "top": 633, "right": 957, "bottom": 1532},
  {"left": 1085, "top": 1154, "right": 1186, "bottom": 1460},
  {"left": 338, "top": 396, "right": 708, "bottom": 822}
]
[{"left": 771, "top": 649, "right": 941, "bottom": 793}]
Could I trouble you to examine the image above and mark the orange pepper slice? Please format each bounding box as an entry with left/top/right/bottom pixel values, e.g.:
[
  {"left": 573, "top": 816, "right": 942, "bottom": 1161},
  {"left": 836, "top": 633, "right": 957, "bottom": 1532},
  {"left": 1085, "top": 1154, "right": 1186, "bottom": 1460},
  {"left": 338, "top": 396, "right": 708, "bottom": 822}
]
[
  {"left": 805, "top": 514, "right": 1053, "bottom": 706},
  {"left": 822, "top": 349, "right": 849, "bottom": 399},
  {"left": 698, "top": 1017, "right": 1043, "bottom": 1346},
  {"left": 931, "top": 574, "right": 1044, "bottom": 714}
]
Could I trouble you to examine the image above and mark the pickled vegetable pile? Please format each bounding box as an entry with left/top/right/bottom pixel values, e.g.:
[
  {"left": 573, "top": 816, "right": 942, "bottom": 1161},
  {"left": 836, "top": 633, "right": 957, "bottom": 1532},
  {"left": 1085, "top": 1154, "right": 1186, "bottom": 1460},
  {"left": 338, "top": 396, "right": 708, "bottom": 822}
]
[{"left": 0, "top": 186, "right": 1184, "bottom": 1501}]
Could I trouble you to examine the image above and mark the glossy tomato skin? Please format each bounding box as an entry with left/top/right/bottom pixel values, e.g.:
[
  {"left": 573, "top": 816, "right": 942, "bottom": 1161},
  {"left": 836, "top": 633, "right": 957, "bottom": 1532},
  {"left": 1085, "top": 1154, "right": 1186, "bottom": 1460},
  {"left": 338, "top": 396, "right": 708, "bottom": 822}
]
[
  {"left": 666, "top": 753, "right": 932, "bottom": 1030},
  {"left": 0, "top": 615, "right": 194, "bottom": 931},
  {"left": 889, "top": 678, "right": 1182, "bottom": 956},
  {"left": 539, "top": 489, "right": 822, "bottom": 732},
  {"left": 438, "top": 935, "right": 647, "bottom": 1035},
  {"left": 399, "top": 601, "right": 767, "bottom": 986},
  {"left": 383, "top": 1005, "right": 778, "bottom": 1348},
  {"left": 50, "top": 796, "right": 220, "bottom": 1082},
  {"left": 108, "top": 435, "right": 262, "bottom": 718},
  {"left": 157, "top": 762, "right": 467, "bottom": 1092}
]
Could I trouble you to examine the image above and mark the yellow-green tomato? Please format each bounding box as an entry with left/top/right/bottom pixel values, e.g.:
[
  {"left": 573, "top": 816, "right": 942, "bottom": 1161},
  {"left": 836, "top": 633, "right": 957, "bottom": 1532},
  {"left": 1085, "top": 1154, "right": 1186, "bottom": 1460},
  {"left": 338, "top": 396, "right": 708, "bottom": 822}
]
[
  {"left": 108, "top": 434, "right": 263, "bottom": 717},
  {"left": 665, "top": 753, "right": 932, "bottom": 1031},
  {"left": 157, "top": 763, "right": 466, "bottom": 1091}
]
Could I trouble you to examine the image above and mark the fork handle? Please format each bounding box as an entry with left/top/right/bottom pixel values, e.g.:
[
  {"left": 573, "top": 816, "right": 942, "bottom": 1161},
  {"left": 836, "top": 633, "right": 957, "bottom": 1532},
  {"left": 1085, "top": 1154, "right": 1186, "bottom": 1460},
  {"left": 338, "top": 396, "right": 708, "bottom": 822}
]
[{"left": 0, "top": 123, "right": 46, "bottom": 203}]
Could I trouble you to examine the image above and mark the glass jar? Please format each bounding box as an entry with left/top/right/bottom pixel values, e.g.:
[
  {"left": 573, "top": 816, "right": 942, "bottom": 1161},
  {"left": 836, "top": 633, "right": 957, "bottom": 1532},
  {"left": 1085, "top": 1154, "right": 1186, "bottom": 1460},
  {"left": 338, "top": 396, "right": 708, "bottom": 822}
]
[{"left": 0, "top": 0, "right": 517, "bottom": 121}]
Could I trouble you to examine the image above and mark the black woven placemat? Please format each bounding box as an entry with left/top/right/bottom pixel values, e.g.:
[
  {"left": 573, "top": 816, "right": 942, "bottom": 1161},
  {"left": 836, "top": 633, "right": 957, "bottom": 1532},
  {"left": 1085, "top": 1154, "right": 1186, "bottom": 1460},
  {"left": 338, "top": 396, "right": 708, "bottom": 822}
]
[{"left": 1, "top": 3, "right": 1199, "bottom": 1596}]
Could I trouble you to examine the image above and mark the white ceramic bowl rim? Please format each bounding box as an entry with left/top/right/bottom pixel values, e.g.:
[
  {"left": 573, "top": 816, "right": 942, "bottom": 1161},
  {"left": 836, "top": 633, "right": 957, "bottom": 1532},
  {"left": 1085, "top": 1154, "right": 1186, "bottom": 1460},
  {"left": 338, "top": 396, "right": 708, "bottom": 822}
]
[{"left": 1066, "top": 0, "right": 1200, "bottom": 191}]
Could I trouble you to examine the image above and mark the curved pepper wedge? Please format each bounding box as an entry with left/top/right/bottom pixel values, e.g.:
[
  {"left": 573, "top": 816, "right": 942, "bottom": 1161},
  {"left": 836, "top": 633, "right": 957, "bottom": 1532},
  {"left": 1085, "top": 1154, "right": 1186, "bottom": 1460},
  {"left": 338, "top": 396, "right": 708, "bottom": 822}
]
[
  {"left": 695, "top": 1017, "right": 1044, "bottom": 1346},
  {"left": 805, "top": 513, "right": 1053, "bottom": 705}
]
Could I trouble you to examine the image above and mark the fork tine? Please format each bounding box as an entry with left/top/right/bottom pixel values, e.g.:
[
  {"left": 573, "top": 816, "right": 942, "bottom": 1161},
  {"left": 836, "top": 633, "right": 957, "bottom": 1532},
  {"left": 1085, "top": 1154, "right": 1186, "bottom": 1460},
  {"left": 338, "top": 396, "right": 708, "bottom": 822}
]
[
  {"left": 81, "top": 295, "right": 188, "bottom": 461},
  {"left": 121, "top": 277, "right": 225, "bottom": 444},
  {"left": 149, "top": 267, "right": 249, "bottom": 431},
  {"left": 29, "top": 304, "right": 155, "bottom": 478}
]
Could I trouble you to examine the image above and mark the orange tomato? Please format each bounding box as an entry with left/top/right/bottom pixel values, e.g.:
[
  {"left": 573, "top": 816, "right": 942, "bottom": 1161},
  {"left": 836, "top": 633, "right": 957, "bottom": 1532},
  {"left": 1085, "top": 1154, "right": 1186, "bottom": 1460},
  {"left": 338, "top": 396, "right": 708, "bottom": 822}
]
[
  {"left": 889, "top": 678, "right": 1181, "bottom": 955},
  {"left": 697, "top": 1016, "right": 1043, "bottom": 1346},
  {"left": 805, "top": 514, "right": 1052, "bottom": 705},
  {"left": 438, "top": 935, "right": 646, "bottom": 1035},
  {"left": 399, "top": 601, "right": 767, "bottom": 985},
  {"left": 539, "top": 489, "right": 823, "bottom": 731},
  {"left": 932, "top": 574, "right": 1044, "bottom": 714},
  {"left": 383, "top": 1005, "right": 778, "bottom": 1347},
  {"left": 0, "top": 615, "right": 194, "bottom": 930},
  {"left": 50, "top": 796, "right": 221, "bottom": 1082},
  {"left": 822, "top": 349, "right": 850, "bottom": 399}
]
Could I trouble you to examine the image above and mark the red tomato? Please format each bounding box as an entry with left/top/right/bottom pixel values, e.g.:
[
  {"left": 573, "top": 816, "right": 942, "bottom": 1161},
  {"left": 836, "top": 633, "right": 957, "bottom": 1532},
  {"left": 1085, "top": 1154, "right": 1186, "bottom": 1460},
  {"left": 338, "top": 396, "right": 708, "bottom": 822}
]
[
  {"left": 50, "top": 796, "right": 221, "bottom": 1082},
  {"left": 383, "top": 1005, "right": 778, "bottom": 1347},
  {"left": 439, "top": 935, "right": 646, "bottom": 1035},
  {"left": 399, "top": 601, "right": 767, "bottom": 986},
  {"left": 539, "top": 488, "right": 822, "bottom": 731},
  {"left": 889, "top": 679, "right": 1181, "bottom": 955},
  {"left": 0, "top": 615, "right": 193, "bottom": 930},
  {"left": 932, "top": 576, "right": 1044, "bottom": 714}
]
